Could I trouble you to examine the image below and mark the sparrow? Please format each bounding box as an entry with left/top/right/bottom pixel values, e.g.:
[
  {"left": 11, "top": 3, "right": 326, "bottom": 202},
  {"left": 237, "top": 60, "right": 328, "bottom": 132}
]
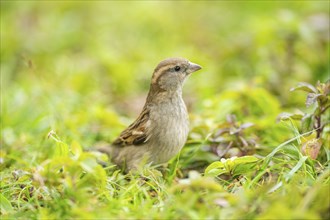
[{"left": 101, "top": 57, "right": 202, "bottom": 171}]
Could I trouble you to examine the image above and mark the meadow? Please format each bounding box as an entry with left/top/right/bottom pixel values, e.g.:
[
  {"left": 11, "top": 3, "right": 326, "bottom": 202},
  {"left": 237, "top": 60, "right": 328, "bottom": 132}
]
[{"left": 1, "top": 1, "right": 329, "bottom": 219}]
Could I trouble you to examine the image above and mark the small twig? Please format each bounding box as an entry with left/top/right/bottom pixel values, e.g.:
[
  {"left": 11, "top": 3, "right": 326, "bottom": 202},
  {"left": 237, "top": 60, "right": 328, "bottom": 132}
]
[
  {"left": 320, "top": 104, "right": 330, "bottom": 114},
  {"left": 314, "top": 116, "right": 322, "bottom": 139},
  {"left": 217, "top": 142, "right": 233, "bottom": 158}
]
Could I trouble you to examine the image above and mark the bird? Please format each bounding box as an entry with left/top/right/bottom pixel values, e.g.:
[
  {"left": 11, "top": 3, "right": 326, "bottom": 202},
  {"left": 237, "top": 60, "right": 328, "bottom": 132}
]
[{"left": 100, "top": 57, "right": 202, "bottom": 171}]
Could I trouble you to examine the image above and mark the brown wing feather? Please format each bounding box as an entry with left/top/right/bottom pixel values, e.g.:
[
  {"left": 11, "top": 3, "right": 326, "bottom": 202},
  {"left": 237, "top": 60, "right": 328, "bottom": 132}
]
[{"left": 112, "top": 107, "right": 150, "bottom": 147}]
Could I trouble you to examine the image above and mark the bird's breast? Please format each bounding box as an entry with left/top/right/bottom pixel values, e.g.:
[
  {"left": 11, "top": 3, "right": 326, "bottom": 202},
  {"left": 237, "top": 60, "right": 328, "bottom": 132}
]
[{"left": 148, "top": 97, "right": 189, "bottom": 163}]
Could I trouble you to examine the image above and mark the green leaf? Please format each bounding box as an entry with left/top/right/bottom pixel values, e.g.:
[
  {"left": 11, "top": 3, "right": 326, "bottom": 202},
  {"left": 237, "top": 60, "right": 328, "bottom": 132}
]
[
  {"left": 285, "top": 156, "right": 308, "bottom": 181},
  {"left": 205, "top": 156, "right": 259, "bottom": 177},
  {"left": 79, "top": 156, "right": 98, "bottom": 173},
  {"left": 71, "top": 140, "right": 83, "bottom": 156},
  {"left": 317, "top": 94, "right": 329, "bottom": 106},
  {"left": 261, "top": 130, "right": 315, "bottom": 170},
  {"left": 205, "top": 161, "right": 226, "bottom": 177},
  {"left": 54, "top": 142, "right": 70, "bottom": 157},
  {"left": 232, "top": 158, "right": 259, "bottom": 176},
  {"left": 316, "top": 81, "right": 330, "bottom": 95},
  {"left": 232, "top": 155, "right": 259, "bottom": 164},
  {"left": 290, "top": 82, "right": 317, "bottom": 93},
  {"left": 301, "top": 114, "right": 314, "bottom": 133},
  {"left": 0, "top": 193, "right": 13, "bottom": 214},
  {"left": 205, "top": 161, "right": 224, "bottom": 173},
  {"left": 277, "top": 112, "right": 304, "bottom": 121}
]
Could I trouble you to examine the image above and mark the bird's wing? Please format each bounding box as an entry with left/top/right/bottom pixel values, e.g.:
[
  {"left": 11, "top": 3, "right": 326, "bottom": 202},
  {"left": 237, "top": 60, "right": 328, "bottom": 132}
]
[{"left": 112, "top": 107, "right": 151, "bottom": 147}]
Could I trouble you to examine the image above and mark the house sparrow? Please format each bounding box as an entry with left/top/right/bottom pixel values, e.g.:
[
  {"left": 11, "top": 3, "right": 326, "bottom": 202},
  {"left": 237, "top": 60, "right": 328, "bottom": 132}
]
[{"left": 101, "top": 58, "right": 202, "bottom": 171}]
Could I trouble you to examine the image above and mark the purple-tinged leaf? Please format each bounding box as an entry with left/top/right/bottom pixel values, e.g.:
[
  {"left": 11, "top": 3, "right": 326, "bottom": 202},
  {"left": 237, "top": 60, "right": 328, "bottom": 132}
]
[
  {"left": 214, "top": 128, "right": 230, "bottom": 136},
  {"left": 301, "top": 138, "right": 322, "bottom": 160},
  {"left": 229, "top": 127, "right": 240, "bottom": 135},
  {"left": 226, "top": 114, "right": 237, "bottom": 124},
  {"left": 306, "top": 93, "right": 321, "bottom": 107},
  {"left": 240, "top": 122, "right": 254, "bottom": 129}
]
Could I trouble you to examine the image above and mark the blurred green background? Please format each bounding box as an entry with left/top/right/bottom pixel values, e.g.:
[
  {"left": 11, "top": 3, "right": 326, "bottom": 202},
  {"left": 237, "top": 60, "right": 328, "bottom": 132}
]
[
  {"left": 1, "top": 1, "right": 329, "bottom": 161},
  {"left": 1, "top": 1, "right": 329, "bottom": 219}
]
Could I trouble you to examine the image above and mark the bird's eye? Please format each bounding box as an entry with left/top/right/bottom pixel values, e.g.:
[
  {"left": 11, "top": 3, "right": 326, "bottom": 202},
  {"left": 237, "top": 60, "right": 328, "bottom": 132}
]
[{"left": 174, "top": 66, "right": 181, "bottom": 72}]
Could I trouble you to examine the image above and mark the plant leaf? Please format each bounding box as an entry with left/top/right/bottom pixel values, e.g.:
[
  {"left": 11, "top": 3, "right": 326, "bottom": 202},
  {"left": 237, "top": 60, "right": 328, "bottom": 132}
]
[
  {"left": 317, "top": 81, "right": 330, "bottom": 95},
  {"left": 0, "top": 193, "right": 13, "bottom": 214},
  {"left": 317, "top": 94, "right": 328, "bottom": 105},
  {"left": 301, "top": 114, "right": 314, "bottom": 133},
  {"left": 232, "top": 155, "right": 259, "bottom": 164},
  {"left": 240, "top": 122, "right": 254, "bottom": 129},
  {"left": 231, "top": 156, "right": 259, "bottom": 176},
  {"left": 71, "top": 140, "right": 83, "bottom": 156},
  {"left": 205, "top": 161, "right": 227, "bottom": 177},
  {"left": 285, "top": 156, "right": 308, "bottom": 181},
  {"left": 301, "top": 138, "right": 322, "bottom": 160},
  {"left": 54, "top": 142, "right": 70, "bottom": 157},
  {"left": 306, "top": 93, "right": 321, "bottom": 107},
  {"left": 290, "top": 82, "right": 318, "bottom": 93},
  {"left": 277, "top": 112, "right": 304, "bottom": 122}
]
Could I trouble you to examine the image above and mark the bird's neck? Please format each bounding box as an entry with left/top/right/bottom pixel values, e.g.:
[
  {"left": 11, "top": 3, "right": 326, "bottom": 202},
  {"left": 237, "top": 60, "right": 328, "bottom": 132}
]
[{"left": 146, "top": 84, "right": 183, "bottom": 104}]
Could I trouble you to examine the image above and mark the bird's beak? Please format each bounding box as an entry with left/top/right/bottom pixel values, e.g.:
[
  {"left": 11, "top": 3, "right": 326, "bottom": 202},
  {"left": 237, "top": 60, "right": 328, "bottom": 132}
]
[{"left": 187, "top": 62, "right": 202, "bottom": 74}]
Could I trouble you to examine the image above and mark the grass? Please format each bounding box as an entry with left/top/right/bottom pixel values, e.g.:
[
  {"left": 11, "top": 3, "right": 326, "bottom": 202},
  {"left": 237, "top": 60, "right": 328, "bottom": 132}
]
[{"left": 1, "top": 107, "right": 329, "bottom": 219}]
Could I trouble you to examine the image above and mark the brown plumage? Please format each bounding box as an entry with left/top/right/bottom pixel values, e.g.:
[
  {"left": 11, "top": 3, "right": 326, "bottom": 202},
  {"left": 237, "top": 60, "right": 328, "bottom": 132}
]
[
  {"left": 112, "top": 108, "right": 150, "bottom": 146},
  {"left": 102, "top": 57, "right": 202, "bottom": 171}
]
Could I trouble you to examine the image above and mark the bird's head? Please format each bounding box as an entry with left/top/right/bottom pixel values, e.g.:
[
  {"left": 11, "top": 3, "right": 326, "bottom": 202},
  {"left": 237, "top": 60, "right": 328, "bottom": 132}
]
[{"left": 150, "top": 57, "right": 202, "bottom": 92}]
